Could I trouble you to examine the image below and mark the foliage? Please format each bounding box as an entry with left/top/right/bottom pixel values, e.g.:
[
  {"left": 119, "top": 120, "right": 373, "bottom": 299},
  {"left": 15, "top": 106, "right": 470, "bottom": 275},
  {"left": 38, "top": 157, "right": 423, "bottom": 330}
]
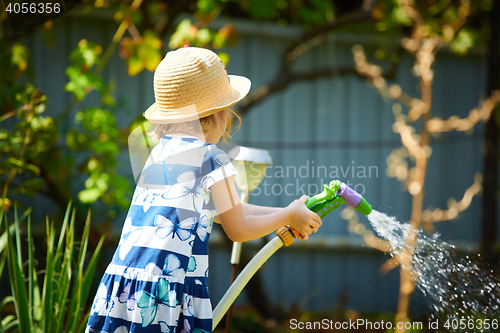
[
  {"left": 64, "top": 40, "right": 131, "bottom": 210},
  {"left": 0, "top": 40, "right": 60, "bottom": 203},
  {"left": 1, "top": 0, "right": 495, "bottom": 219},
  {"left": 0, "top": 201, "right": 105, "bottom": 332},
  {"left": 119, "top": 30, "right": 164, "bottom": 76},
  {"left": 65, "top": 40, "right": 106, "bottom": 101},
  {"left": 0, "top": 34, "right": 132, "bottom": 222}
]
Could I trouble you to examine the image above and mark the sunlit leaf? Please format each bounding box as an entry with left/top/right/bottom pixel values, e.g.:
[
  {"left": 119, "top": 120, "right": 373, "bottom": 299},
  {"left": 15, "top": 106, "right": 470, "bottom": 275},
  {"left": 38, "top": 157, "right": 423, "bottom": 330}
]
[
  {"left": 217, "top": 52, "right": 230, "bottom": 67},
  {"left": 391, "top": 6, "right": 412, "bottom": 26},
  {"left": 197, "top": 29, "right": 211, "bottom": 45},
  {"left": 197, "top": 0, "right": 219, "bottom": 15},
  {"left": 127, "top": 56, "right": 144, "bottom": 76},
  {"left": 69, "top": 39, "right": 102, "bottom": 70},
  {"left": 137, "top": 31, "right": 163, "bottom": 73},
  {"left": 11, "top": 43, "right": 29, "bottom": 72},
  {"left": 450, "top": 29, "right": 476, "bottom": 55},
  {"left": 169, "top": 19, "right": 194, "bottom": 49},
  {"left": 213, "top": 24, "right": 237, "bottom": 49},
  {"left": 78, "top": 188, "right": 101, "bottom": 203}
]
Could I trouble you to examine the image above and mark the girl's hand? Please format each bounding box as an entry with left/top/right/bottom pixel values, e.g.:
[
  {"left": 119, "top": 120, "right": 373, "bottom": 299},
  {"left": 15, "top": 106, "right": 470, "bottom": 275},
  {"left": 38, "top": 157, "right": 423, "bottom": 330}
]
[{"left": 286, "top": 195, "right": 322, "bottom": 241}]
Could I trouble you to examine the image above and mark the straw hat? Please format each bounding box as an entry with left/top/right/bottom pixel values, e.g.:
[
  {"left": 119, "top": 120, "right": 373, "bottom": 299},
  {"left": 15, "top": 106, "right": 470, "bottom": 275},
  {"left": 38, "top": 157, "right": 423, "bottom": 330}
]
[{"left": 144, "top": 47, "right": 251, "bottom": 124}]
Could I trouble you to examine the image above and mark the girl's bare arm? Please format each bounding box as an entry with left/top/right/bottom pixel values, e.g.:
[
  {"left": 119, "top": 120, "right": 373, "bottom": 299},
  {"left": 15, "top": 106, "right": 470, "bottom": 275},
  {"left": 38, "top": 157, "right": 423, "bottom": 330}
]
[
  {"left": 211, "top": 176, "right": 321, "bottom": 242},
  {"left": 241, "top": 202, "right": 281, "bottom": 215}
]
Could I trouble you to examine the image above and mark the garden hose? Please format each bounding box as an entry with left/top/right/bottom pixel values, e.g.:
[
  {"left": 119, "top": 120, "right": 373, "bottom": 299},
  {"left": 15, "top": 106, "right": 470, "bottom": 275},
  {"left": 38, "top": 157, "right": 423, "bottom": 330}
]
[{"left": 212, "top": 180, "right": 372, "bottom": 330}]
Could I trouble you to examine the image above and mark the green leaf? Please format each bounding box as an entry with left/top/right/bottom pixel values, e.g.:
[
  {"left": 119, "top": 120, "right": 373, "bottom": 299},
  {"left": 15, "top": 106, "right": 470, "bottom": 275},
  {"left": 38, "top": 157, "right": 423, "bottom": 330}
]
[
  {"left": 65, "top": 62, "right": 106, "bottom": 101},
  {"left": 14, "top": 206, "right": 22, "bottom": 280},
  {"left": 54, "top": 207, "right": 75, "bottom": 333},
  {"left": 41, "top": 217, "right": 55, "bottom": 333},
  {"left": 1, "top": 315, "right": 16, "bottom": 331},
  {"left": 0, "top": 252, "right": 6, "bottom": 286},
  {"left": 169, "top": 19, "right": 194, "bottom": 49},
  {"left": 0, "top": 291, "right": 12, "bottom": 312},
  {"left": 139, "top": 32, "right": 163, "bottom": 72},
  {"left": 76, "top": 311, "right": 91, "bottom": 333},
  {"left": 391, "top": 6, "right": 412, "bottom": 26},
  {"left": 0, "top": 224, "right": 14, "bottom": 254},
  {"left": 217, "top": 52, "right": 230, "bottom": 67},
  {"left": 213, "top": 25, "right": 237, "bottom": 49},
  {"left": 11, "top": 43, "right": 29, "bottom": 72},
  {"left": 27, "top": 215, "right": 35, "bottom": 325},
  {"left": 4, "top": 157, "right": 40, "bottom": 174},
  {"left": 65, "top": 66, "right": 90, "bottom": 101},
  {"left": 197, "top": 29, "right": 211, "bottom": 45},
  {"left": 4, "top": 210, "right": 32, "bottom": 333},
  {"left": 78, "top": 188, "right": 102, "bottom": 203},
  {"left": 450, "top": 28, "right": 476, "bottom": 55},
  {"left": 69, "top": 39, "right": 102, "bottom": 69},
  {"left": 127, "top": 56, "right": 144, "bottom": 76},
  {"left": 79, "top": 235, "right": 105, "bottom": 319},
  {"left": 55, "top": 200, "right": 72, "bottom": 259},
  {"left": 197, "top": 0, "right": 219, "bottom": 15},
  {"left": 66, "top": 210, "right": 92, "bottom": 332}
]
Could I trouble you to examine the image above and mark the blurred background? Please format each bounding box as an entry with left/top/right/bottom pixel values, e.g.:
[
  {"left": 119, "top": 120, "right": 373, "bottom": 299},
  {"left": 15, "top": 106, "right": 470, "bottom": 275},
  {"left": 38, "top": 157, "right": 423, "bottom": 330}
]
[{"left": 1, "top": 0, "right": 499, "bottom": 332}]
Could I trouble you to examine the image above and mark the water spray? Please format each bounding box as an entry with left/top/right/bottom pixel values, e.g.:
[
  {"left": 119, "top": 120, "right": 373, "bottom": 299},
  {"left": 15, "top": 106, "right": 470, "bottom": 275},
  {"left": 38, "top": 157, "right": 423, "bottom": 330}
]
[{"left": 212, "top": 180, "right": 372, "bottom": 329}]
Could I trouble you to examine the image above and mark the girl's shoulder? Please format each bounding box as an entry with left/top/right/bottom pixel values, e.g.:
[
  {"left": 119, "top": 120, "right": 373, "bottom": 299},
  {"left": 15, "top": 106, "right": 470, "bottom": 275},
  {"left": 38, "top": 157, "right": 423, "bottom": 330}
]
[{"left": 203, "top": 144, "right": 232, "bottom": 170}]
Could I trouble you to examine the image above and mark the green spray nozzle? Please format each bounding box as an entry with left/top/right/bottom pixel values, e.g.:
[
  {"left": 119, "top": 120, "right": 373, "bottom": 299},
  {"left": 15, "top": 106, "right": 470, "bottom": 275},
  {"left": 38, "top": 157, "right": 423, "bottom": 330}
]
[{"left": 305, "top": 180, "right": 372, "bottom": 219}]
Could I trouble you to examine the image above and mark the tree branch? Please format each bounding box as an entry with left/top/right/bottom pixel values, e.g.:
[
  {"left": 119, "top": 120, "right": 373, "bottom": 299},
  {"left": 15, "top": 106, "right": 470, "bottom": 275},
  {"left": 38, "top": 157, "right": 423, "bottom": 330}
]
[
  {"left": 238, "top": 67, "right": 360, "bottom": 114},
  {"left": 393, "top": 112, "right": 426, "bottom": 159},
  {"left": 237, "top": 0, "right": 377, "bottom": 116},
  {"left": 421, "top": 173, "right": 483, "bottom": 224},
  {"left": 353, "top": 45, "right": 416, "bottom": 107},
  {"left": 238, "top": 63, "right": 397, "bottom": 115},
  {"left": 426, "top": 90, "right": 500, "bottom": 133},
  {"left": 282, "top": 3, "right": 375, "bottom": 71},
  {"left": 379, "top": 254, "right": 403, "bottom": 274}
]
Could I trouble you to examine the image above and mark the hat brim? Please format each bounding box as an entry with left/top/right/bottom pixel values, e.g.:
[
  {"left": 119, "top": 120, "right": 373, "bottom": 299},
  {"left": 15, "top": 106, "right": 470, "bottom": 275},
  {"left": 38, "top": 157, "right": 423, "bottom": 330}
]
[{"left": 144, "top": 75, "right": 251, "bottom": 124}]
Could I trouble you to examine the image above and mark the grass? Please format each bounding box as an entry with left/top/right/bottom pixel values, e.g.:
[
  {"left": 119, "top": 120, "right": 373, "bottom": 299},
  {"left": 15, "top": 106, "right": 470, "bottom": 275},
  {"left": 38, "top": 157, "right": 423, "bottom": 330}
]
[{"left": 0, "top": 201, "right": 104, "bottom": 333}]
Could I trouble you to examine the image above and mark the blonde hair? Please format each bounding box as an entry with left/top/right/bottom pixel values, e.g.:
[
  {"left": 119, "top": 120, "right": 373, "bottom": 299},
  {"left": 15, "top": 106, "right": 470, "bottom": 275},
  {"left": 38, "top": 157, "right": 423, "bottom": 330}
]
[{"left": 154, "top": 107, "right": 241, "bottom": 142}]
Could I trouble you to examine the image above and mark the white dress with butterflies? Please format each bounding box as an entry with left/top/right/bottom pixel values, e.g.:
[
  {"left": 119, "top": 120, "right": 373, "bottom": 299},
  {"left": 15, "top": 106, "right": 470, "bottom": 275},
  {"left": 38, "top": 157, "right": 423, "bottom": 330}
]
[{"left": 86, "top": 135, "right": 236, "bottom": 333}]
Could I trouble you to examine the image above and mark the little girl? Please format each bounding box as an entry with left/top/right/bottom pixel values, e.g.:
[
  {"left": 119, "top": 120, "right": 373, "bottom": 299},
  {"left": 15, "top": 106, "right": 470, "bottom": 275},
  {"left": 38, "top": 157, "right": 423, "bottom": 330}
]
[{"left": 86, "top": 47, "right": 322, "bottom": 333}]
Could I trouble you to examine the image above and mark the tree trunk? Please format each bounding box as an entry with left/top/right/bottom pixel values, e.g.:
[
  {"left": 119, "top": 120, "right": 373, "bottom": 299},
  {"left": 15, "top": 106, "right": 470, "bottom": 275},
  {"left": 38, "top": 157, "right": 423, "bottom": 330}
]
[{"left": 482, "top": 0, "right": 500, "bottom": 266}]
